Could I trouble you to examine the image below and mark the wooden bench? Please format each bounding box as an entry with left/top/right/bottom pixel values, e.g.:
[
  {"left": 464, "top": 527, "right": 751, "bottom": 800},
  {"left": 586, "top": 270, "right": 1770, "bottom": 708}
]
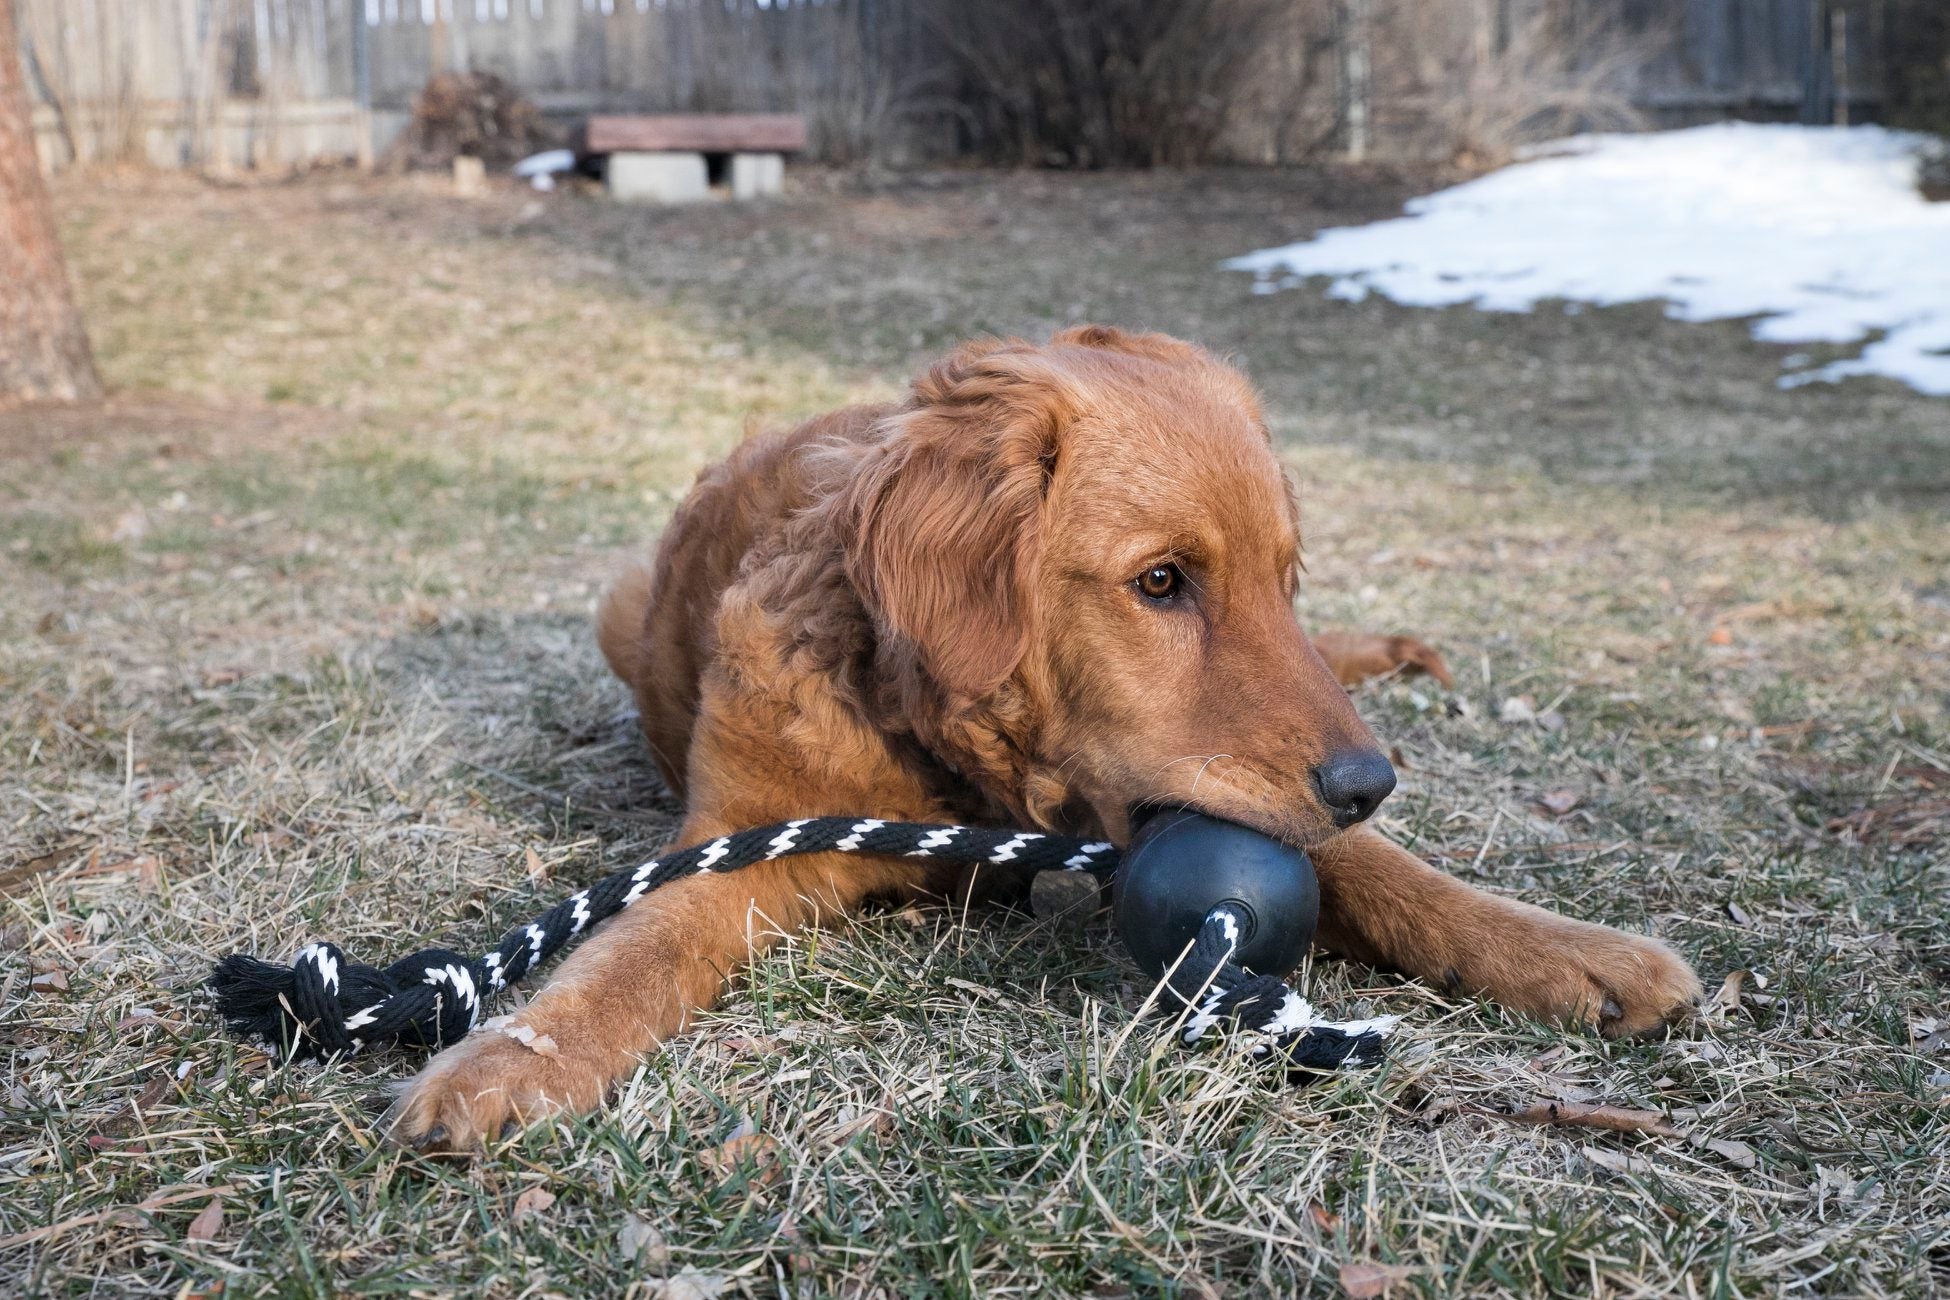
[{"left": 579, "top": 114, "right": 808, "bottom": 204}]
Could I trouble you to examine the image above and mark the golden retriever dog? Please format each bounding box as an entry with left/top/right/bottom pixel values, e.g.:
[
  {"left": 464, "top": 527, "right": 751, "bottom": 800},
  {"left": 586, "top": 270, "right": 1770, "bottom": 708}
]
[{"left": 387, "top": 326, "right": 1700, "bottom": 1152}]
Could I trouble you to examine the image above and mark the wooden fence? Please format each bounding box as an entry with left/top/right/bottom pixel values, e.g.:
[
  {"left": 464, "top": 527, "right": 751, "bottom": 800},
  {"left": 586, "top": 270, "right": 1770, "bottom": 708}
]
[
  {"left": 15, "top": 0, "right": 1913, "bottom": 172},
  {"left": 1620, "top": 0, "right": 1880, "bottom": 122},
  {"left": 20, "top": 0, "right": 364, "bottom": 169},
  {"left": 358, "top": 0, "right": 935, "bottom": 163}
]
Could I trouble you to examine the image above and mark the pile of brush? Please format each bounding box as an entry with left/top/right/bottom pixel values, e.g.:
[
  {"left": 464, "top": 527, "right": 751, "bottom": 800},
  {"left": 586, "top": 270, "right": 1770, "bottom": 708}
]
[{"left": 385, "top": 71, "right": 554, "bottom": 172}]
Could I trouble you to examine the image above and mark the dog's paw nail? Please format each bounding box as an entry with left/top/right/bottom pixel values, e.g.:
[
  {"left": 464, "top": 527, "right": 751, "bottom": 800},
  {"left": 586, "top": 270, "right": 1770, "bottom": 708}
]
[
  {"left": 500, "top": 1120, "right": 519, "bottom": 1142},
  {"left": 419, "top": 1124, "right": 448, "bottom": 1149},
  {"left": 1601, "top": 995, "right": 1624, "bottom": 1021}
]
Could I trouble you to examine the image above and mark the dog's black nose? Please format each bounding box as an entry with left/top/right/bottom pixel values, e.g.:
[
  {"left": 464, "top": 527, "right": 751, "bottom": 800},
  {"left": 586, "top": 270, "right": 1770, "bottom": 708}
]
[{"left": 1312, "top": 750, "right": 1397, "bottom": 827}]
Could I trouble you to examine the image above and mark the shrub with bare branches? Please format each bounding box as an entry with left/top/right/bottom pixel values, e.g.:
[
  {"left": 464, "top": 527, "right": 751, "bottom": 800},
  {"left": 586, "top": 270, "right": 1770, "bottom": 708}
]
[
  {"left": 1370, "top": 0, "right": 1656, "bottom": 168},
  {"left": 910, "top": 0, "right": 1309, "bottom": 168},
  {"left": 1878, "top": 0, "right": 1950, "bottom": 139}
]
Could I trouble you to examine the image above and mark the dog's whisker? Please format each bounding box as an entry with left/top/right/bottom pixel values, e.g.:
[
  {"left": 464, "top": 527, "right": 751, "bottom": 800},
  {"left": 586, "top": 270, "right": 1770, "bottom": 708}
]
[{"left": 1187, "top": 753, "right": 1233, "bottom": 800}]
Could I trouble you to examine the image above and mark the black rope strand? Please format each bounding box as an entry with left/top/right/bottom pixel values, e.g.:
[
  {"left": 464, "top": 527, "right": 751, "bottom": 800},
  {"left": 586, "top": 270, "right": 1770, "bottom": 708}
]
[
  {"left": 1166, "top": 903, "right": 1392, "bottom": 1070},
  {"left": 208, "top": 817, "right": 1387, "bottom": 1071}
]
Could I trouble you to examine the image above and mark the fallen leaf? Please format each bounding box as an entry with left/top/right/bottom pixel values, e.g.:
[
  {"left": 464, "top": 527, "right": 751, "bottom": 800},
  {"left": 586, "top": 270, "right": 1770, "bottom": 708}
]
[
  {"left": 826, "top": 1103, "right": 895, "bottom": 1145},
  {"left": 617, "top": 1213, "right": 669, "bottom": 1269},
  {"left": 403, "top": 596, "right": 440, "bottom": 628},
  {"left": 1536, "top": 789, "right": 1582, "bottom": 816},
  {"left": 648, "top": 1269, "right": 730, "bottom": 1300},
  {"left": 944, "top": 976, "right": 1001, "bottom": 1003},
  {"left": 495, "top": 1021, "right": 560, "bottom": 1058},
  {"left": 1340, "top": 1260, "right": 1411, "bottom": 1297},
  {"left": 30, "top": 969, "right": 69, "bottom": 995},
  {"left": 1708, "top": 626, "right": 1733, "bottom": 646},
  {"left": 1581, "top": 1145, "right": 1656, "bottom": 1175},
  {"left": 186, "top": 1199, "right": 223, "bottom": 1242},
  {"left": 701, "top": 1132, "right": 782, "bottom": 1187},
  {"left": 1696, "top": 1136, "right": 1758, "bottom": 1169},
  {"left": 512, "top": 1186, "right": 556, "bottom": 1220},
  {"left": 524, "top": 846, "right": 548, "bottom": 882},
  {"left": 76, "top": 854, "right": 159, "bottom": 883},
  {"left": 130, "top": 1071, "right": 173, "bottom": 1114},
  {"left": 1815, "top": 1164, "right": 1855, "bottom": 1198},
  {"left": 718, "top": 1034, "right": 783, "bottom": 1055},
  {"left": 1308, "top": 1201, "right": 1341, "bottom": 1232},
  {"left": 1707, "top": 970, "right": 1748, "bottom": 1018},
  {"left": 0, "top": 1183, "right": 238, "bottom": 1250},
  {"left": 1726, "top": 901, "right": 1752, "bottom": 927},
  {"left": 1477, "top": 1100, "right": 1679, "bottom": 1138}
]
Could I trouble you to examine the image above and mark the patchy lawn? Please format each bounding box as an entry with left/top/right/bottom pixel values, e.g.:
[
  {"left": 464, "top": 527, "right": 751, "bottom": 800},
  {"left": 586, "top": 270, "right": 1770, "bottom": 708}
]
[{"left": 2, "top": 166, "right": 1946, "bottom": 1298}]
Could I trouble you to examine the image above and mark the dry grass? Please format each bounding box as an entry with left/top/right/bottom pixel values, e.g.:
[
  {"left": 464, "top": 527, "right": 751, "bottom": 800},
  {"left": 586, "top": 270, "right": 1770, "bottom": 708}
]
[{"left": 2, "top": 167, "right": 1946, "bottom": 1298}]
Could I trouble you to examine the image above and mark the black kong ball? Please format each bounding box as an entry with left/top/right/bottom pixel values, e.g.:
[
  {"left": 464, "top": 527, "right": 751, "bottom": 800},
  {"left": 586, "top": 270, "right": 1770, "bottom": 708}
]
[{"left": 1112, "top": 811, "right": 1319, "bottom": 1000}]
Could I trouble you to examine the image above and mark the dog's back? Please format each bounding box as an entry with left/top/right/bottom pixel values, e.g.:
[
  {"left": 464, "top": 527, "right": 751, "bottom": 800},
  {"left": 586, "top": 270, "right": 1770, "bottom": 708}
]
[{"left": 598, "top": 403, "right": 892, "bottom": 798}]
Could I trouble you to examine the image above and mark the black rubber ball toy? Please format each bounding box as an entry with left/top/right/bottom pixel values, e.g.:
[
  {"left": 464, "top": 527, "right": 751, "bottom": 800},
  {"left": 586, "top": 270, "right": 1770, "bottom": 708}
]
[{"left": 1113, "top": 811, "right": 1319, "bottom": 1000}]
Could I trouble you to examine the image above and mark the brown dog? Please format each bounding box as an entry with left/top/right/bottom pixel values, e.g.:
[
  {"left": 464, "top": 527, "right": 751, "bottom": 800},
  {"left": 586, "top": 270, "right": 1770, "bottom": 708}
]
[{"left": 388, "top": 327, "right": 1699, "bottom": 1152}]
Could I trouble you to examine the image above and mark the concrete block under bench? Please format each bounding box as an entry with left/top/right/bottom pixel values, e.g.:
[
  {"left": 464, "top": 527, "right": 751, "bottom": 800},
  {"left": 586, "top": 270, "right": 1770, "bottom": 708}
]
[
  {"left": 730, "top": 152, "right": 784, "bottom": 200},
  {"left": 607, "top": 151, "right": 709, "bottom": 204}
]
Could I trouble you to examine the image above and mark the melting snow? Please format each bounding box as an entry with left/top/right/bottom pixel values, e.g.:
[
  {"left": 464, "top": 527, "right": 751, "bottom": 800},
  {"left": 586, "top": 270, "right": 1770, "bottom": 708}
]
[{"left": 1227, "top": 124, "right": 1950, "bottom": 396}]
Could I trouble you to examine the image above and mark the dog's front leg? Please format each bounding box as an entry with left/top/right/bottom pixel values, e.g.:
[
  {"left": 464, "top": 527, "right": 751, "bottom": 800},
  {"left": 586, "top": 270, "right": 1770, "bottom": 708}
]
[
  {"left": 386, "top": 823, "right": 924, "bottom": 1153},
  {"left": 1309, "top": 630, "right": 1453, "bottom": 689},
  {"left": 1310, "top": 827, "right": 1700, "bottom": 1036}
]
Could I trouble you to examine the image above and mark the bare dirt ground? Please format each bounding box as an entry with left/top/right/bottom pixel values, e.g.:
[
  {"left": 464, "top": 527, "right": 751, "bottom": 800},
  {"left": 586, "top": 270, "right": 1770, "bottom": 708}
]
[{"left": 2, "top": 166, "right": 1946, "bottom": 1298}]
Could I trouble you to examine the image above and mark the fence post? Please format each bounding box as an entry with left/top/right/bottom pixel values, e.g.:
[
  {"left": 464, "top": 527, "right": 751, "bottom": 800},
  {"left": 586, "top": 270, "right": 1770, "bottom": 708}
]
[
  {"left": 351, "top": 0, "right": 372, "bottom": 167},
  {"left": 1830, "top": 5, "right": 1848, "bottom": 125},
  {"left": 1338, "top": 0, "right": 1372, "bottom": 161},
  {"left": 1800, "top": 0, "right": 1830, "bottom": 124}
]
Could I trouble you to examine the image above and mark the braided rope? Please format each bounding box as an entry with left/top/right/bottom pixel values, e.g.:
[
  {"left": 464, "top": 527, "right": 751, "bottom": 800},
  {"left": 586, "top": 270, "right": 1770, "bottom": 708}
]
[{"left": 208, "top": 817, "right": 1389, "bottom": 1073}]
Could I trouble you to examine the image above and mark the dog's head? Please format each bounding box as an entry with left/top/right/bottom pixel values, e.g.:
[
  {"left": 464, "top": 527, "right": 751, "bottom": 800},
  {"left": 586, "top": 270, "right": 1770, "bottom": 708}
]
[{"left": 840, "top": 326, "right": 1393, "bottom": 848}]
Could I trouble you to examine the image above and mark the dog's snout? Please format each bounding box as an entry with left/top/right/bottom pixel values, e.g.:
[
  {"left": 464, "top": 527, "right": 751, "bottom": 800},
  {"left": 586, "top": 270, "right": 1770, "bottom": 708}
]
[{"left": 1312, "top": 750, "right": 1396, "bottom": 828}]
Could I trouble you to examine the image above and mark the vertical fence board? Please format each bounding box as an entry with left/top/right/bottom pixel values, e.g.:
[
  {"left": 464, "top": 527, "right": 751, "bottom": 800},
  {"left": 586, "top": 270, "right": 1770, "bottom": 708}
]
[{"left": 12, "top": 0, "right": 1910, "bottom": 170}]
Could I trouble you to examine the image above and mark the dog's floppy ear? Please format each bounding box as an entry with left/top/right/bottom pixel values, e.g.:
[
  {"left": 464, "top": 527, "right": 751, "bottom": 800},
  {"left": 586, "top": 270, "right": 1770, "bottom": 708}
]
[{"left": 839, "top": 340, "right": 1070, "bottom": 701}]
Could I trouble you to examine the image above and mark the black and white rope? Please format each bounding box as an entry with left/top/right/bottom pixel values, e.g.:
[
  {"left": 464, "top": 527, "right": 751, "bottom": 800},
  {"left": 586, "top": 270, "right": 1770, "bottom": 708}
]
[
  {"left": 1168, "top": 903, "right": 1395, "bottom": 1070},
  {"left": 208, "top": 817, "right": 1389, "bottom": 1073}
]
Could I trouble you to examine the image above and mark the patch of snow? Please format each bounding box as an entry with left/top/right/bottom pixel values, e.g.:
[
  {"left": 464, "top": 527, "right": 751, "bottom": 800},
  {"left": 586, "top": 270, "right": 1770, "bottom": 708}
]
[{"left": 1226, "top": 124, "right": 1950, "bottom": 396}]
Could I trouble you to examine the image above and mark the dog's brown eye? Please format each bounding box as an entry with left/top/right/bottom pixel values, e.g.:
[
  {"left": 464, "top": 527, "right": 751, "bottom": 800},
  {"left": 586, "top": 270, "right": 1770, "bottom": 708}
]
[{"left": 1136, "top": 564, "right": 1181, "bottom": 601}]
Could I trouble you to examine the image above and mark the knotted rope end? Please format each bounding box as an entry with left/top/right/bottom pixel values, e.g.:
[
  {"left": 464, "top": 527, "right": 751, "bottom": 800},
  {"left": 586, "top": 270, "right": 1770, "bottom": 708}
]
[
  {"left": 207, "top": 942, "right": 483, "bottom": 1061},
  {"left": 208, "top": 951, "right": 312, "bottom": 1054}
]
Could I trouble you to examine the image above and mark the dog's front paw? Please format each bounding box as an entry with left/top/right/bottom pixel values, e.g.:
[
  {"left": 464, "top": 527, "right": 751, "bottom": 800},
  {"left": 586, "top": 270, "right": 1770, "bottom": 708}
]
[
  {"left": 1316, "top": 631, "right": 1455, "bottom": 689},
  {"left": 1505, "top": 921, "right": 1702, "bottom": 1038},
  {"left": 385, "top": 1025, "right": 611, "bottom": 1155}
]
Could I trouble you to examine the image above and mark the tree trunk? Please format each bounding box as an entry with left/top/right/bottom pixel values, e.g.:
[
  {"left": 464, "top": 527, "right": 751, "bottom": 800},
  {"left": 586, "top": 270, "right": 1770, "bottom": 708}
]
[{"left": 0, "top": 0, "right": 102, "bottom": 405}]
